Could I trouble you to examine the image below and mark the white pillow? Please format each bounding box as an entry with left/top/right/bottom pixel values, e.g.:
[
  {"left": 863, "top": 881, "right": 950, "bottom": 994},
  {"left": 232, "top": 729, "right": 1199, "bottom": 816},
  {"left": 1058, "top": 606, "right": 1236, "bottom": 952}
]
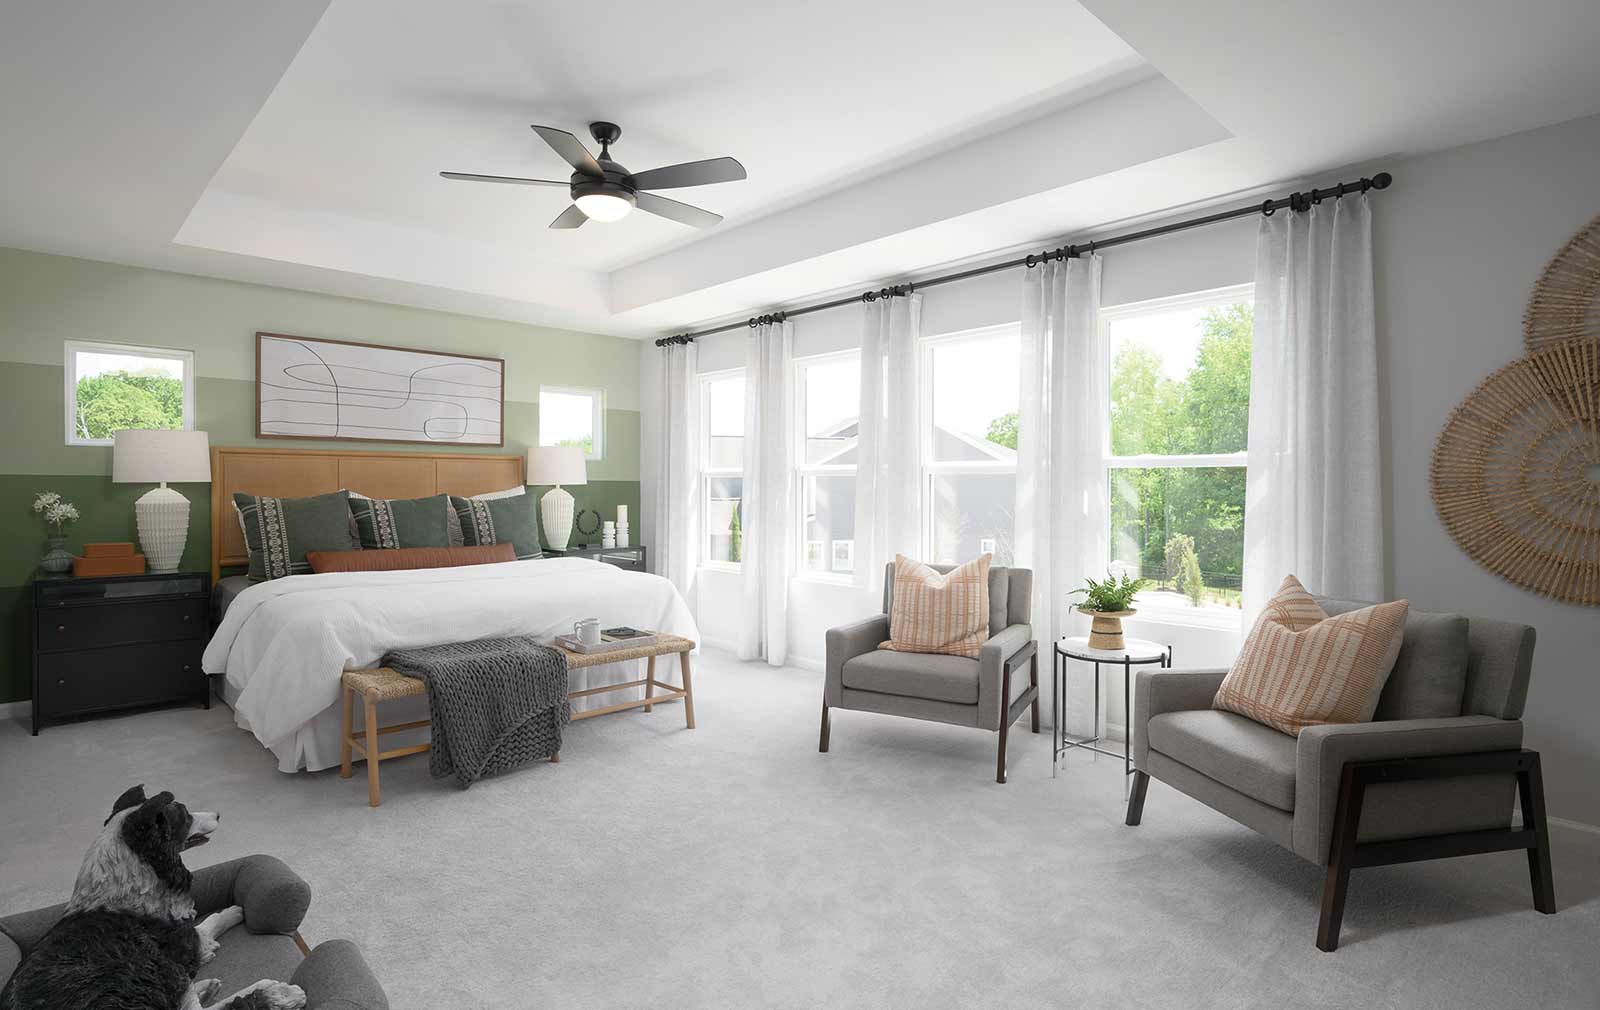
[{"left": 472, "top": 485, "right": 525, "bottom": 500}]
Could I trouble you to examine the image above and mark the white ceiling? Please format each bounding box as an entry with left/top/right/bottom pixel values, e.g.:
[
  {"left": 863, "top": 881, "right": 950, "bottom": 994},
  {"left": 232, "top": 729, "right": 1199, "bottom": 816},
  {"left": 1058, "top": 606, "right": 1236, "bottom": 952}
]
[{"left": 4, "top": 1, "right": 1600, "bottom": 339}]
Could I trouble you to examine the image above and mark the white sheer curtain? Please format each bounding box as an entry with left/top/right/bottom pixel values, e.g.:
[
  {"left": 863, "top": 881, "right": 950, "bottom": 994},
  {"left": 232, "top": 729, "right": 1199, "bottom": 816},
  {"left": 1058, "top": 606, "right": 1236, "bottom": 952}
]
[
  {"left": 653, "top": 340, "right": 700, "bottom": 598},
  {"left": 1014, "top": 255, "right": 1106, "bottom": 732},
  {"left": 1244, "top": 194, "right": 1382, "bottom": 615},
  {"left": 853, "top": 292, "right": 922, "bottom": 597},
  {"left": 738, "top": 318, "right": 795, "bottom": 665}
]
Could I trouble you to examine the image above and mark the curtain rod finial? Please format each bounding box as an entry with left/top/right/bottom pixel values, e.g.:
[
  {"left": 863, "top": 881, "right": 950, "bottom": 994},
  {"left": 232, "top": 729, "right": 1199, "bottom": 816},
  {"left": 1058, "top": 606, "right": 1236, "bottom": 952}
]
[{"left": 1371, "top": 172, "right": 1392, "bottom": 190}]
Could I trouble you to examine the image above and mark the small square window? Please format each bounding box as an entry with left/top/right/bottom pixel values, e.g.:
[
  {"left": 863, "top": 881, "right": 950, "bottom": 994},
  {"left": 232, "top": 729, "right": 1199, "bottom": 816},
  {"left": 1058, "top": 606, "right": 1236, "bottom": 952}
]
[
  {"left": 539, "top": 386, "right": 603, "bottom": 460},
  {"left": 65, "top": 341, "right": 195, "bottom": 447}
]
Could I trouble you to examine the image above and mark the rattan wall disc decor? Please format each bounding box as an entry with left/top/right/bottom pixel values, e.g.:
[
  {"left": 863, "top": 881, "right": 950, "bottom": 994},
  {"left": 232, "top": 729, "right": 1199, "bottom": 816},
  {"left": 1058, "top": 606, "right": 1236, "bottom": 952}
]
[
  {"left": 1431, "top": 339, "right": 1600, "bottom": 606},
  {"left": 1524, "top": 213, "right": 1600, "bottom": 352}
]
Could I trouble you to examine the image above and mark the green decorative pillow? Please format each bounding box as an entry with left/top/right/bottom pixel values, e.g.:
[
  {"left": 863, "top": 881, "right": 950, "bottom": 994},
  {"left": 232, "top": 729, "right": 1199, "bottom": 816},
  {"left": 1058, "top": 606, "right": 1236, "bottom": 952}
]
[
  {"left": 234, "top": 490, "right": 357, "bottom": 581},
  {"left": 349, "top": 493, "right": 454, "bottom": 550},
  {"left": 450, "top": 493, "right": 543, "bottom": 560}
]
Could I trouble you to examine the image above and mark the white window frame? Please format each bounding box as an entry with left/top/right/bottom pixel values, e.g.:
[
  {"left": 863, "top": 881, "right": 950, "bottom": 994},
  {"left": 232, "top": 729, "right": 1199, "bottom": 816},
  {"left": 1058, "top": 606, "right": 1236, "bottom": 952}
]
[
  {"left": 537, "top": 384, "right": 604, "bottom": 461},
  {"left": 1099, "top": 282, "right": 1253, "bottom": 628},
  {"left": 793, "top": 348, "right": 861, "bottom": 584},
  {"left": 918, "top": 323, "right": 1020, "bottom": 563},
  {"left": 699, "top": 367, "right": 745, "bottom": 572},
  {"left": 64, "top": 339, "right": 196, "bottom": 447}
]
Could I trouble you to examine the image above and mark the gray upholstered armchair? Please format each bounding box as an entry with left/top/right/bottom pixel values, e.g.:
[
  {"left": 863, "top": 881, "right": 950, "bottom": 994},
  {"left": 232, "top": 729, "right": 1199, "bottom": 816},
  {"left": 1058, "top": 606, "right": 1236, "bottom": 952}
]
[
  {"left": 1124, "top": 594, "right": 1556, "bottom": 951},
  {"left": 822, "top": 562, "right": 1039, "bottom": 782}
]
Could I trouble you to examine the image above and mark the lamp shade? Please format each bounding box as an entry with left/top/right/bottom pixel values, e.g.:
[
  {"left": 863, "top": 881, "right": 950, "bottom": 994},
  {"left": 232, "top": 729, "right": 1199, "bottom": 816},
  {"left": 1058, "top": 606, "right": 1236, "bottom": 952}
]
[
  {"left": 526, "top": 445, "right": 588, "bottom": 487},
  {"left": 112, "top": 429, "right": 211, "bottom": 484}
]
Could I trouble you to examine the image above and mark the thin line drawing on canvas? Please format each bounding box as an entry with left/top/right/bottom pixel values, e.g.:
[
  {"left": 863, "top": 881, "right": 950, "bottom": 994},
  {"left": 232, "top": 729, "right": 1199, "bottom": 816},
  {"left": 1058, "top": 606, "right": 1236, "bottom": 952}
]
[{"left": 256, "top": 333, "right": 505, "bottom": 445}]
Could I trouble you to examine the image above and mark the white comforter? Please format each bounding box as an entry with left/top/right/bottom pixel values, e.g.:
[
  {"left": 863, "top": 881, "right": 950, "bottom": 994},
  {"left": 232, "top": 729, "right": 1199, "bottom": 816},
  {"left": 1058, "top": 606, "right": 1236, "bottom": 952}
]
[{"left": 203, "top": 558, "right": 699, "bottom": 772}]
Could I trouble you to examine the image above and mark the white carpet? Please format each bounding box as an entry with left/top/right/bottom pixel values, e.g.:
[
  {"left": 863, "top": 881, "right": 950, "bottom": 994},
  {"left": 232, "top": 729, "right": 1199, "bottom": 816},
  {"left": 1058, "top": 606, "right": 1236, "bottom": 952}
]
[{"left": 2, "top": 648, "right": 1596, "bottom": 1009}]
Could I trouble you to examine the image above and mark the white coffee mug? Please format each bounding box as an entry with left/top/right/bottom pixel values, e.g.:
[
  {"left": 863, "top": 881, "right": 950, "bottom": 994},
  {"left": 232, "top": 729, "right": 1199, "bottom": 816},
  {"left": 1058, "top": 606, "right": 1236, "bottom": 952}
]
[{"left": 573, "top": 617, "right": 601, "bottom": 646}]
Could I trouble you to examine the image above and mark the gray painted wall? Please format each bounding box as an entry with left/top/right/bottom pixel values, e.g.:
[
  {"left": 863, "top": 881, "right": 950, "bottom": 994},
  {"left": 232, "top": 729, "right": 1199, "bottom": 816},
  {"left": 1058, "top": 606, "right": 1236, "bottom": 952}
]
[{"left": 1374, "top": 112, "right": 1600, "bottom": 827}]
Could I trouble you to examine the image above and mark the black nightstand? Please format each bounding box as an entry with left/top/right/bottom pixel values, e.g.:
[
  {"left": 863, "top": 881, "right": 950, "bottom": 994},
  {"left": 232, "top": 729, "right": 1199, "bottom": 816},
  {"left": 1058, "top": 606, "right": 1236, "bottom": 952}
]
[
  {"left": 30, "top": 571, "right": 212, "bottom": 734},
  {"left": 549, "top": 545, "right": 648, "bottom": 572}
]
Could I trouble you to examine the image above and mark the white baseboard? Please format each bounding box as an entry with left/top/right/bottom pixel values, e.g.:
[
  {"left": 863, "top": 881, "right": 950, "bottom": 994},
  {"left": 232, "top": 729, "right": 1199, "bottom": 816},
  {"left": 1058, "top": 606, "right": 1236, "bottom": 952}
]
[
  {"left": 699, "top": 636, "right": 739, "bottom": 654},
  {"left": 788, "top": 655, "right": 824, "bottom": 673},
  {"left": 1, "top": 699, "right": 28, "bottom": 722},
  {"left": 1550, "top": 816, "right": 1600, "bottom": 836}
]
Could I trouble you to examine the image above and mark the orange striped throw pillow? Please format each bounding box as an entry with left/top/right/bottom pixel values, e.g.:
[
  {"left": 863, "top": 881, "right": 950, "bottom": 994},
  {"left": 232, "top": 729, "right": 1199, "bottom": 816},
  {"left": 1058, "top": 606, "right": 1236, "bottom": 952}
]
[
  {"left": 880, "top": 554, "right": 992, "bottom": 658},
  {"left": 1214, "top": 575, "right": 1409, "bottom": 736}
]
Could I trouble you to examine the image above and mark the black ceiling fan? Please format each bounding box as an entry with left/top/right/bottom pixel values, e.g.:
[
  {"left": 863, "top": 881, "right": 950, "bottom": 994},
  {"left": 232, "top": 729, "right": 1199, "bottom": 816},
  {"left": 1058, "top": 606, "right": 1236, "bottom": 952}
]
[{"left": 441, "top": 121, "right": 745, "bottom": 229}]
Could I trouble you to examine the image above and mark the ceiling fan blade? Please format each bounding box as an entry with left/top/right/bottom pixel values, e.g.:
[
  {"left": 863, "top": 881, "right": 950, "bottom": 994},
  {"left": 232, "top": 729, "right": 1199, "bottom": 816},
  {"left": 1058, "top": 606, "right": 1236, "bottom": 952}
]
[
  {"left": 439, "top": 171, "right": 567, "bottom": 187},
  {"left": 635, "top": 191, "right": 722, "bottom": 229},
  {"left": 549, "top": 204, "right": 588, "bottom": 229},
  {"left": 629, "top": 156, "right": 747, "bottom": 191},
  {"left": 531, "top": 125, "right": 602, "bottom": 178}
]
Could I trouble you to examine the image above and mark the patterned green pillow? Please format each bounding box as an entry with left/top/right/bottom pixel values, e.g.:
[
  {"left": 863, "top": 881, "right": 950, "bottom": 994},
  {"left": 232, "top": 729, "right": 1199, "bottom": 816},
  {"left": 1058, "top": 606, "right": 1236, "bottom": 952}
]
[
  {"left": 349, "top": 493, "right": 454, "bottom": 550},
  {"left": 234, "top": 490, "right": 357, "bottom": 581},
  {"left": 450, "top": 493, "right": 543, "bottom": 560}
]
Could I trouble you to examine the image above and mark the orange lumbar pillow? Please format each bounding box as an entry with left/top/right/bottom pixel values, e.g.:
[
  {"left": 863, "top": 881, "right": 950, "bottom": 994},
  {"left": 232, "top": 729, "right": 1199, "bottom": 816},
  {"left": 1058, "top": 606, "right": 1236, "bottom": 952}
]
[
  {"left": 305, "top": 543, "right": 517, "bottom": 574},
  {"left": 1213, "top": 574, "right": 1409, "bottom": 736},
  {"left": 880, "top": 553, "right": 992, "bottom": 659}
]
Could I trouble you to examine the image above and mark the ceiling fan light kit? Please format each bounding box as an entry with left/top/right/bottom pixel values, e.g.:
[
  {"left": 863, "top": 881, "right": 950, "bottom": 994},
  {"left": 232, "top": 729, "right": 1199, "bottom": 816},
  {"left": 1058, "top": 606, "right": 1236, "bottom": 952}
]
[{"left": 441, "top": 120, "right": 744, "bottom": 230}]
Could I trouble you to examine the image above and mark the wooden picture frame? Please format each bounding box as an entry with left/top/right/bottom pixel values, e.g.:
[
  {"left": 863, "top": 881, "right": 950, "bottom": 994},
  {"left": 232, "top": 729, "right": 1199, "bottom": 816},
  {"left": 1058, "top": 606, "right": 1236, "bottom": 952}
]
[{"left": 256, "top": 332, "right": 505, "bottom": 446}]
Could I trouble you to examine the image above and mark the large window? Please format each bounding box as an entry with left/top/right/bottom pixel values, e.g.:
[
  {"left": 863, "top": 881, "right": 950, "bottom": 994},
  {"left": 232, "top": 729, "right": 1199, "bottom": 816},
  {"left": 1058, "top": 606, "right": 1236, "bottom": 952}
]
[
  {"left": 700, "top": 370, "right": 745, "bottom": 567},
  {"left": 921, "top": 325, "right": 1020, "bottom": 565},
  {"left": 65, "top": 340, "right": 195, "bottom": 447},
  {"left": 795, "top": 351, "right": 860, "bottom": 575},
  {"left": 539, "top": 386, "right": 603, "bottom": 460},
  {"left": 1103, "top": 284, "right": 1252, "bottom": 618}
]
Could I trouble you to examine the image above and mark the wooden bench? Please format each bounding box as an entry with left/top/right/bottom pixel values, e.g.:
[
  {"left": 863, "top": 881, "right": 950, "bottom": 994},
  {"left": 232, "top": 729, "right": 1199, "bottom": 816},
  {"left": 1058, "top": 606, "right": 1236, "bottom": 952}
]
[{"left": 339, "top": 634, "right": 697, "bottom": 806}]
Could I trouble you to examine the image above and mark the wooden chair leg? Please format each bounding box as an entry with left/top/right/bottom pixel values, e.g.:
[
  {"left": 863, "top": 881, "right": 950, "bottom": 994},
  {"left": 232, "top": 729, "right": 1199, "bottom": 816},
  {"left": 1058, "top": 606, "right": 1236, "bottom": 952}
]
[
  {"left": 996, "top": 663, "right": 1012, "bottom": 783},
  {"left": 1029, "top": 651, "right": 1040, "bottom": 733},
  {"left": 339, "top": 684, "right": 353, "bottom": 780},
  {"left": 1518, "top": 754, "right": 1557, "bottom": 914},
  {"left": 1317, "top": 766, "right": 1366, "bottom": 952},
  {"left": 818, "top": 700, "right": 831, "bottom": 753},
  {"left": 644, "top": 654, "right": 656, "bottom": 713},
  {"left": 363, "top": 691, "right": 382, "bottom": 808},
  {"left": 551, "top": 751, "right": 561, "bottom": 763},
  {"left": 996, "top": 717, "right": 1010, "bottom": 784},
  {"left": 678, "top": 651, "right": 695, "bottom": 729},
  {"left": 1125, "top": 770, "right": 1149, "bottom": 826}
]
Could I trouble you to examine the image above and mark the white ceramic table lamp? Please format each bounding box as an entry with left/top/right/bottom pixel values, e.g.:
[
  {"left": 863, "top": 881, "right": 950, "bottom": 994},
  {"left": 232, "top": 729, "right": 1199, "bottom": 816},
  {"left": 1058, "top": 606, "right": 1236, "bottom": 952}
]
[
  {"left": 112, "top": 429, "right": 211, "bottom": 573},
  {"left": 527, "top": 445, "right": 588, "bottom": 552}
]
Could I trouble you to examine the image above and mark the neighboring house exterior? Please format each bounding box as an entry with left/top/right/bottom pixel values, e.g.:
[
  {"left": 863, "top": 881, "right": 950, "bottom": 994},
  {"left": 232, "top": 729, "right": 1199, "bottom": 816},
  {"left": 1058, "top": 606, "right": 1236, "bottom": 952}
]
[{"left": 799, "top": 419, "right": 1016, "bottom": 572}]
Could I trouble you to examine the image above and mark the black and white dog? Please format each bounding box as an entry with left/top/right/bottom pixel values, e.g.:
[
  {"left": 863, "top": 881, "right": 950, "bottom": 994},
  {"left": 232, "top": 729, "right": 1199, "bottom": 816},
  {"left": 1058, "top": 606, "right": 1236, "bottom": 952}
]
[{"left": 0, "top": 786, "right": 305, "bottom": 1010}]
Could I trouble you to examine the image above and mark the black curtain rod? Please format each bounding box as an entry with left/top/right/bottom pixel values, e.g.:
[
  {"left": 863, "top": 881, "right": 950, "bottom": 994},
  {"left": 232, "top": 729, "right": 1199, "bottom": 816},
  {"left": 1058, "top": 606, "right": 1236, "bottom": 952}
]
[{"left": 654, "top": 171, "right": 1392, "bottom": 347}]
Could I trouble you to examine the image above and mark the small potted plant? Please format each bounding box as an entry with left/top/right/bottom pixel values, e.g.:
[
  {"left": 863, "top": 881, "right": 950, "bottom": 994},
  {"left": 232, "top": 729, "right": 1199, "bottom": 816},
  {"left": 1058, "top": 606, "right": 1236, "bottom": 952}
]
[
  {"left": 1068, "top": 571, "right": 1150, "bottom": 650},
  {"left": 33, "top": 491, "right": 81, "bottom": 574}
]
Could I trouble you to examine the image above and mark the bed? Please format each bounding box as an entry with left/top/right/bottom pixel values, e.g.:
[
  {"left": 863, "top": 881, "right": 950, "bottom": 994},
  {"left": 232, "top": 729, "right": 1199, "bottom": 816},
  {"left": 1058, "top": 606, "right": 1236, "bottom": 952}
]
[{"left": 200, "top": 445, "right": 698, "bottom": 772}]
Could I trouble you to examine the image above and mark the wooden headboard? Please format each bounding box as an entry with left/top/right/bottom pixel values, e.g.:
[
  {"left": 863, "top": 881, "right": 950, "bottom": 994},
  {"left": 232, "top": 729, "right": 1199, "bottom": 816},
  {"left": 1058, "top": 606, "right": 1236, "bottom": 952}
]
[{"left": 210, "top": 445, "right": 524, "bottom": 580}]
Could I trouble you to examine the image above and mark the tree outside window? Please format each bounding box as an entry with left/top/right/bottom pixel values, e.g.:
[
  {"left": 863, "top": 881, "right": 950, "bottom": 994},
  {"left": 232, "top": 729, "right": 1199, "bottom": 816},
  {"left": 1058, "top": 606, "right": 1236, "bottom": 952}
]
[
  {"left": 1105, "top": 288, "right": 1252, "bottom": 612},
  {"left": 65, "top": 342, "right": 194, "bottom": 446}
]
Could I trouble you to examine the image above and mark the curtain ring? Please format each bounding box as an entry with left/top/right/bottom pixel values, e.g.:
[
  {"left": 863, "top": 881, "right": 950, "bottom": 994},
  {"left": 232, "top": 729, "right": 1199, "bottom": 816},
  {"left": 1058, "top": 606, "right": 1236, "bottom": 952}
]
[
  {"left": 1262, "top": 199, "right": 1276, "bottom": 217},
  {"left": 1087, "top": 240, "right": 1097, "bottom": 255},
  {"left": 1025, "top": 254, "right": 1036, "bottom": 268}
]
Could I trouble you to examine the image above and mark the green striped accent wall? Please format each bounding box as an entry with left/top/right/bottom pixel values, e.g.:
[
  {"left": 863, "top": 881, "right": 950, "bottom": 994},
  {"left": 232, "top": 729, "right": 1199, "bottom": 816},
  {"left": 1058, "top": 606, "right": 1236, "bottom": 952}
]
[{"left": 0, "top": 246, "right": 644, "bottom": 704}]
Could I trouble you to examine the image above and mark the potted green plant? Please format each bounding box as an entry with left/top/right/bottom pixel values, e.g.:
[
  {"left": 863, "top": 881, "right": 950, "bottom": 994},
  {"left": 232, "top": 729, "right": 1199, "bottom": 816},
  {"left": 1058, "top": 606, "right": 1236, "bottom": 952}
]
[
  {"left": 1068, "top": 572, "right": 1150, "bottom": 650},
  {"left": 33, "top": 491, "right": 81, "bottom": 574}
]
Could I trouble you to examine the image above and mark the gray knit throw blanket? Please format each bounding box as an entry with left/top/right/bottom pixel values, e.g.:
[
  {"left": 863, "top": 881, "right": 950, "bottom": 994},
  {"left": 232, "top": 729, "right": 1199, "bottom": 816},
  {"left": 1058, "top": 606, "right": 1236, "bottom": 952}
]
[{"left": 381, "top": 636, "right": 570, "bottom": 788}]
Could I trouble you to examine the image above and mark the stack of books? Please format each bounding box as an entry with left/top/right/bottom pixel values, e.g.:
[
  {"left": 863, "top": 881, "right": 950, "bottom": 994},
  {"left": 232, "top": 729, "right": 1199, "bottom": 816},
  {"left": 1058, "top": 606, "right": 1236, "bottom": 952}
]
[
  {"left": 554, "top": 627, "right": 659, "bottom": 655},
  {"left": 72, "top": 542, "right": 146, "bottom": 577}
]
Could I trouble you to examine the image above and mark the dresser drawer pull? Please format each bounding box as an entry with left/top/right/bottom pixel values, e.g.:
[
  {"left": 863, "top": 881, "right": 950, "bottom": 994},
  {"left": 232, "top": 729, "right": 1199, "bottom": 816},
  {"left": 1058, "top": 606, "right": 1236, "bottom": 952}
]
[
  {"left": 182, "top": 614, "right": 191, "bottom": 622},
  {"left": 57, "top": 625, "right": 66, "bottom": 632},
  {"left": 183, "top": 665, "right": 191, "bottom": 672},
  {"left": 57, "top": 679, "right": 65, "bottom": 686}
]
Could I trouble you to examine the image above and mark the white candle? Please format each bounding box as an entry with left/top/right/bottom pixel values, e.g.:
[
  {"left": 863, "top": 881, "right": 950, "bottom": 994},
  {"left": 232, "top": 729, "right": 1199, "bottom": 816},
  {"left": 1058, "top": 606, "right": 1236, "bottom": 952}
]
[{"left": 617, "top": 505, "right": 628, "bottom": 525}]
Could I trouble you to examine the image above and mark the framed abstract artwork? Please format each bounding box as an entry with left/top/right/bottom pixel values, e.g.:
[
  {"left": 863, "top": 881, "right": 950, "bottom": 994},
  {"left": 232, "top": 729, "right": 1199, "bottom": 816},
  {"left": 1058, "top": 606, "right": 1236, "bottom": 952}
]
[{"left": 256, "top": 332, "right": 505, "bottom": 446}]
